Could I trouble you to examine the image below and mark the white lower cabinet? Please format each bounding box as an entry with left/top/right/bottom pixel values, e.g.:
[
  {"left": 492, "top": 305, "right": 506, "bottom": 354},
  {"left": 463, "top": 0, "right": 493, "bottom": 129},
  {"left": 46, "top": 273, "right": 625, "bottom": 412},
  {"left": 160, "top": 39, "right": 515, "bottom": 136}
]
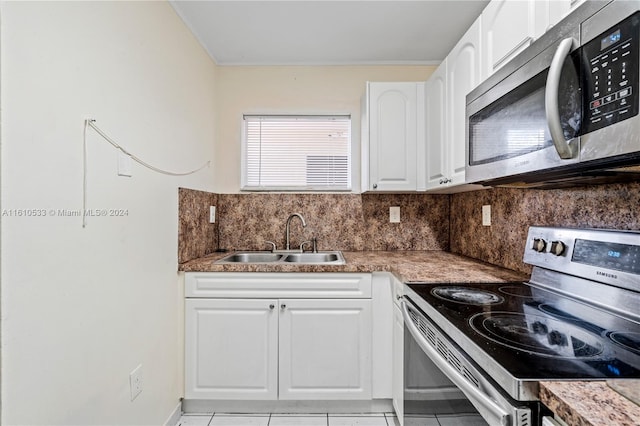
[
  {"left": 279, "top": 299, "right": 372, "bottom": 400},
  {"left": 184, "top": 273, "right": 374, "bottom": 401},
  {"left": 185, "top": 298, "right": 279, "bottom": 400}
]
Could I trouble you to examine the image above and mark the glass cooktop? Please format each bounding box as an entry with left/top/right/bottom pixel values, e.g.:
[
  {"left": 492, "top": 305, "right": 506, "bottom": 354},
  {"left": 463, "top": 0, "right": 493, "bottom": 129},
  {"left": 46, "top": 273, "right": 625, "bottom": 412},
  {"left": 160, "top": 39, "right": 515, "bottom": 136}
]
[{"left": 406, "top": 281, "right": 640, "bottom": 381}]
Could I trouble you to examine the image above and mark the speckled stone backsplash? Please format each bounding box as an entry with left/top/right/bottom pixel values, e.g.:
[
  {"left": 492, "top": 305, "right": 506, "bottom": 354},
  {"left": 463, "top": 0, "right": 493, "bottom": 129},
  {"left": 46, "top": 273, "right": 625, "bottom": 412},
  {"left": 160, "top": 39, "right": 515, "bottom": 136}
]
[
  {"left": 178, "top": 188, "right": 218, "bottom": 264},
  {"left": 218, "top": 193, "right": 450, "bottom": 252},
  {"left": 450, "top": 183, "right": 640, "bottom": 274},
  {"left": 179, "top": 183, "right": 640, "bottom": 270}
]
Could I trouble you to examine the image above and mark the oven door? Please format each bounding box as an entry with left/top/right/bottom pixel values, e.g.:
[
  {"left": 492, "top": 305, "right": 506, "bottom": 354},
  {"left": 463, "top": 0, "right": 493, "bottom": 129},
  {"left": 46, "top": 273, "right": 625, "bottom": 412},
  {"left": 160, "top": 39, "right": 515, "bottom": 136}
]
[
  {"left": 402, "top": 298, "right": 535, "bottom": 426},
  {"left": 402, "top": 305, "right": 469, "bottom": 422},
  {"left": 465, "top": 28, "right": 582, "bottom": 185}
]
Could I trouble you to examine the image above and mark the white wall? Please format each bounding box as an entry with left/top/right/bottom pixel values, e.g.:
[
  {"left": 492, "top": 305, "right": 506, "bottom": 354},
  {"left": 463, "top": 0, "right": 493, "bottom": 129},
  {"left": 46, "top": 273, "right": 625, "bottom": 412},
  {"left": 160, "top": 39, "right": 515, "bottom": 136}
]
[
  {"left": 1, "top": 2, "right": 216, "bottom": 425},
  {"left": 214, "top": 65, "right": 435, "bottom": 193}
]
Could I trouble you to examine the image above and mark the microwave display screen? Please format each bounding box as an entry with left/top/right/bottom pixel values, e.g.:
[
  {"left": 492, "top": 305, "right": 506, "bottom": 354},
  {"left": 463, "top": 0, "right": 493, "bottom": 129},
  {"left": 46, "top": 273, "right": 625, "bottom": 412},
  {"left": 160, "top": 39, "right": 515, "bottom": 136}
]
[{"left": 601, "top": 29, "right": 621, "bottom": 51}]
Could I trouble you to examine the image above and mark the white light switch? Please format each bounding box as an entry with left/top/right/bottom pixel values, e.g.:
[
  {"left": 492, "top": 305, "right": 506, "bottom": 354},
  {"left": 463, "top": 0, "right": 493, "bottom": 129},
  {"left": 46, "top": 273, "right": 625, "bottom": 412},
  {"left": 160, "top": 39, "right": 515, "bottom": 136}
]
[
  {"left": 118, "top": 151, "right": 132, "bottom": 177},
  {"left": 209, "top": 206, "right": 216, "bottom": 223},
  {"left": 390, "top": 206, "right": 400, "bottom": 223},
  {"left": 482, "top": 205, "right": 491, "bottom": 226},
  {"left": 129, "top": 364, "right": 143, "bottom": 401}
]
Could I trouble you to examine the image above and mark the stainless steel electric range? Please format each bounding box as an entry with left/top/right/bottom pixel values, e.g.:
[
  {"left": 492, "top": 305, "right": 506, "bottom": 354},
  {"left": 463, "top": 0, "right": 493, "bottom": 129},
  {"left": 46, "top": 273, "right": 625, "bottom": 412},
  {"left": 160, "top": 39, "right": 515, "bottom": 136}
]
[{"left": 402, "top": 227, "right": 640, "bottom": 426}]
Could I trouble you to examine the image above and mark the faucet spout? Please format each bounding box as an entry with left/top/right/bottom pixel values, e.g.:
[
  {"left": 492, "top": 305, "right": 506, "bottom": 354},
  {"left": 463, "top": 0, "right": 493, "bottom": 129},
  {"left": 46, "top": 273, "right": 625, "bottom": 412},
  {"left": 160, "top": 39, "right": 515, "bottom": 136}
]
[{"left": 285, "top": 213, "right": 306, "bottom": 251}]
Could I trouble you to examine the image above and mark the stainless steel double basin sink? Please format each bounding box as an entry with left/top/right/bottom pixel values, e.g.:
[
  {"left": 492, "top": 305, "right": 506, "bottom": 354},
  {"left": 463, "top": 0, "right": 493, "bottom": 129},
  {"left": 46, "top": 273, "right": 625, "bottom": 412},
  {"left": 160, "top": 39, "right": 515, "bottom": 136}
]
[{"left": 215, "top": 251, "right": 345, "bottom": 265}]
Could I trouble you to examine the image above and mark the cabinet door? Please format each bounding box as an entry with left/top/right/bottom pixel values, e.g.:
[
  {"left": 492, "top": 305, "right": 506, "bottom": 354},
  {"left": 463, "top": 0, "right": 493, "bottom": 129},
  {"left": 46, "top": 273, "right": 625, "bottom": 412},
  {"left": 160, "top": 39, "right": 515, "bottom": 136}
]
[
  {"left": 547, "top": 0, "right": 584, "bottom": 30},
  {"left": 424, "top": 61, "right": 448, "bottom": 190},
  {"left": 279, "top": 299, "right": 372, "bottom": 400},
  {"left": 482, "top": 0, "right": 539, "bottom": 77},
  {"left": 392, "top": 304, "right": 404, "bottom": 425},
  {"left": 368, "top": 82, "right": 418, "bottom": 191},
  {"left": 185, "top": 299, "right": 278, "bottom": 400},
  {"left": 447, "top": 18, "right": 482, "bottom": 187}
]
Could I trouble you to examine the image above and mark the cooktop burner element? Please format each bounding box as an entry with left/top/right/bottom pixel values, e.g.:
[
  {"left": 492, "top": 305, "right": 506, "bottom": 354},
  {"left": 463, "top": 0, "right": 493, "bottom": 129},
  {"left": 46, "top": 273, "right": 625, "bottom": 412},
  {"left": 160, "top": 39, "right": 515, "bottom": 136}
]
[
  {"left": 431, "top": 286, "right": 504, "bottom": 305},
  {"left": 469, "top": 312, "right": 605, "bottom": 358},
  {"left": 498, "top": 286, "right": 534, "bottom": 298}
]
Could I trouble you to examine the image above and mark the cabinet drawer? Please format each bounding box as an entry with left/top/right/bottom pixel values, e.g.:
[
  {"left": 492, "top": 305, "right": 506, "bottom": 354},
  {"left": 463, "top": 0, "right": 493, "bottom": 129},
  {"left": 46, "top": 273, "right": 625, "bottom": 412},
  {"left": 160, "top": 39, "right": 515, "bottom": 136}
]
[{"left": 185, "top": 273, "right": 372, "bottom": 299}]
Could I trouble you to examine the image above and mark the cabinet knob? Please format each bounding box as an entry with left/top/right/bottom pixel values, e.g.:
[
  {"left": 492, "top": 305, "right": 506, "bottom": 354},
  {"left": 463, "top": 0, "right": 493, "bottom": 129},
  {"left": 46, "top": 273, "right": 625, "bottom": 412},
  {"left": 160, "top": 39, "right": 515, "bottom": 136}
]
[
  {"left": 281, "top": 304, "right": 287, "bottom": 310},
  {"left": 269, "top": 304, "right": 275, "bottom": 310},
  {"left": 373, "top": 183, "right": 378, "bottom": 189}
]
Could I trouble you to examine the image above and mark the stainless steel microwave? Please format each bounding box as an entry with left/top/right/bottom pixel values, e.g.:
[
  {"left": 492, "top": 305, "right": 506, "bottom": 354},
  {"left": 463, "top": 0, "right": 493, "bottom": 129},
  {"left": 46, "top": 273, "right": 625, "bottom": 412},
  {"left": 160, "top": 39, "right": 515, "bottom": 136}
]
[{"left": 466, "top": 0, "right": 640, "bottom": 188}]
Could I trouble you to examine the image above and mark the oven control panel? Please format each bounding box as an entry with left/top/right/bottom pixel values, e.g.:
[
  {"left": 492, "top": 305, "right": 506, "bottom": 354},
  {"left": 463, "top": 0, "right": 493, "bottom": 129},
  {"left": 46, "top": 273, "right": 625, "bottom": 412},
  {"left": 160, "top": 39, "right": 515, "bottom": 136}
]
[
  {"left": 524, "top": 227, "right": 640, "bottom": 293},
  {"left": 582, "top": 12, "right": 639, "bottom": 134}
]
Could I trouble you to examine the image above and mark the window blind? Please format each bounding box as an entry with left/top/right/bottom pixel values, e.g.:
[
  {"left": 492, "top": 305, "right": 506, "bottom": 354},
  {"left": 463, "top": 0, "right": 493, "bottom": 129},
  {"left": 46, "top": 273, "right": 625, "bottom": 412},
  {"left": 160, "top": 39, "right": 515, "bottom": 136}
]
[{"left": 243, "top": 115, "right": 351, "bottom": 190}]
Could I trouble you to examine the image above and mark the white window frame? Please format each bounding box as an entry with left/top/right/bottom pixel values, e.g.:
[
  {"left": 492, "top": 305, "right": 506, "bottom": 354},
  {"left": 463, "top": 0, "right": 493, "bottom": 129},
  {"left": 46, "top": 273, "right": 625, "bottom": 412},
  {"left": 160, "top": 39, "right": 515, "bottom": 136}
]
[{"left": 241, "top": 114, "right": 352, "bottom": 192}]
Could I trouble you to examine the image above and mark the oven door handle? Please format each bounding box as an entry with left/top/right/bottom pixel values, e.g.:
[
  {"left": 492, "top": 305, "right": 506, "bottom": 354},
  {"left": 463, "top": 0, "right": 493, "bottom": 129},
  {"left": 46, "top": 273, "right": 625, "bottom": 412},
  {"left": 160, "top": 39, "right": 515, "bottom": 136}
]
[
  {"left": 401, "top": 300, "right": 510, "bottom": 426},
  {"left": 545, "top": 37, "right": 578, "bottom": 160}
]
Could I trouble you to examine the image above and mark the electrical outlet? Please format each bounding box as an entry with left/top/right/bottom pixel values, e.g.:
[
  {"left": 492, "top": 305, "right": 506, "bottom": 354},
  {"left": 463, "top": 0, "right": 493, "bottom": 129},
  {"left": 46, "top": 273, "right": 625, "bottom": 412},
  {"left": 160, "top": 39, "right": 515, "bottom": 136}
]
[
  {"left": 118, "top": 151, "right": 132, "bottom": 177},
  {"left": 482, "top": 205, "right": 491, "bottom": 226},
  {"left": 209, "top": 206, "right": 216, "bottom": 223},
  {"left": 390, "top": 206, "right": 401, "bottom": 223},
  {"left": 129, "top": 364, "right": 142, "bottom": 401}
]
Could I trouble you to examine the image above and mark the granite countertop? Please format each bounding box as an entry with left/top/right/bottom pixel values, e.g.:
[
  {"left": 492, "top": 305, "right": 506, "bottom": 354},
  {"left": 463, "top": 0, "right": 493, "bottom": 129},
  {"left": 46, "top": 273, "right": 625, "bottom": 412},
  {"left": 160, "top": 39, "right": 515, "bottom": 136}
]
[
  {"left": 179, "top": 250, "right": 639, "bottom": 423},
  {"left": 540, "top": 381, "right": 640, "bottom": 426},
  {"left": 178, "top": 250, "right": 528, "bottom": 283}
]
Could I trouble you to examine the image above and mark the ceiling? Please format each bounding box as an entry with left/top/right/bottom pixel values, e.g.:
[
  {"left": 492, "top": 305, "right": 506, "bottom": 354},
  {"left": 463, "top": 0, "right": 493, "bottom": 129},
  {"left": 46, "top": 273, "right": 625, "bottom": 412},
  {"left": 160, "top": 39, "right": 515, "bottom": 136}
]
[{"left": 169, "top": 1, "right": 490, "bottom": 66}]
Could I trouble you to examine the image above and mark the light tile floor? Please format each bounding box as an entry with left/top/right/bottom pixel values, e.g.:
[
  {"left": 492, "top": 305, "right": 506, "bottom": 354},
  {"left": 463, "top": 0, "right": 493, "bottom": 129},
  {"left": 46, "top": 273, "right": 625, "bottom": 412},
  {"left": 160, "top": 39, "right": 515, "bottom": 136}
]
[{"left": 177, "top": 412, "right": 487, "bottom": 426}]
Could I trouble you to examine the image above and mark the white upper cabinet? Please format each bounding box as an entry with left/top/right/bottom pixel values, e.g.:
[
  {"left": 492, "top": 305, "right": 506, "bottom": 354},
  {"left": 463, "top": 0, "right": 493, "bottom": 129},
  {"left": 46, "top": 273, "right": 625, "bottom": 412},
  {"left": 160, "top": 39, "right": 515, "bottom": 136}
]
[
  {"left": 547, "top": 0, "right": 586, "bottom": 31},
  {"left": 447, "top": 17, "right": 482, "bottom": 188},
  {"left": 424, "top": 18, "right": 483, "bottom": 193},
  {"left": 362, "top": 82, "right": 424, "bottom": 192},
  {"left": 482, "top": 0, "right": 547, "bottom": 78},
  {"left": 423, "top": 61, "right": 448, "bottom": 190},
  {"left": 482, "top": 0, "right": 587, "bottom": 78}
]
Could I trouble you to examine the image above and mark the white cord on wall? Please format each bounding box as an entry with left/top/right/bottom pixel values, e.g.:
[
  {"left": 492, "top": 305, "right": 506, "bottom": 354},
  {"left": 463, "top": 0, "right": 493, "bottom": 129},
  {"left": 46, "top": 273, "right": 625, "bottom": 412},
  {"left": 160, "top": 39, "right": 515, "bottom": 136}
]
[{"left": 82, "top": 118, "right": 211, "bottom": 227}]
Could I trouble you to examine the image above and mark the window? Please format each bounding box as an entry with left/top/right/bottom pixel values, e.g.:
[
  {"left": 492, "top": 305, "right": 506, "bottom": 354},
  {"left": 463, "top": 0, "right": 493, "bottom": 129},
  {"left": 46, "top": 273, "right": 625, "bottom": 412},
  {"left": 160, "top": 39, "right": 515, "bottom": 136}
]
[{"left": 242, "top": 115, "right": 351, "bottom": 191}]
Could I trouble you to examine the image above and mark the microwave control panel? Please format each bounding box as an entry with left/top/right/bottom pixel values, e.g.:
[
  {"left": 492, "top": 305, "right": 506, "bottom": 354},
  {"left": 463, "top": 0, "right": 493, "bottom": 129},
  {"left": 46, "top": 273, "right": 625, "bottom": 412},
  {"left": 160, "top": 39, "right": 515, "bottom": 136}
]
[{"left": 582, "top": 12, "right": 639, "bottom": 134}]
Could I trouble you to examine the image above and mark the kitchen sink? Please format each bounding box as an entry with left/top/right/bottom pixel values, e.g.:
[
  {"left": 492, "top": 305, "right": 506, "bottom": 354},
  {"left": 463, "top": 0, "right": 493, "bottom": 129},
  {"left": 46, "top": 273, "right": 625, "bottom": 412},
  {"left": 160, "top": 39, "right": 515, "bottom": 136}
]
[
  {"left": 215, "top": 251, "right": 345, "bottom": 265},
  {"left": 216, "top": 252, "right": 285, "bottom": 263},
  {"left": 282, "top": 252, "right": 343, "bottom": 263}
]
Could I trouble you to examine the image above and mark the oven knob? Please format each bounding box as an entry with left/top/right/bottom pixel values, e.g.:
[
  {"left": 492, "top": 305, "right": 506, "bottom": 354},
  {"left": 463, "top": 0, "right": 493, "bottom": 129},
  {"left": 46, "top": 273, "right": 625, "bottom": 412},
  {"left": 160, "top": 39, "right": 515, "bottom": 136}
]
[
  {"left": 550, "top": 241, "right": 566, "bottom": 256},
  {"left": 532, "top": 321, "right": 548, "bottom": 335},
  {"left": 532, "top": 238, "right": 547, "bottom": 252},
  {"left": 548, "top": 330, "right": 567, "bottom": 346}
]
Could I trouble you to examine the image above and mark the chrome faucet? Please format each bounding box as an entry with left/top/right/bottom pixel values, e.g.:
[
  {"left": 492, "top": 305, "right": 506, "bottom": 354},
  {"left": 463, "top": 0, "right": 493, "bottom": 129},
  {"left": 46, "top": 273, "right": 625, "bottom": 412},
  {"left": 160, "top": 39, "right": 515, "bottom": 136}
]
[{"left": 285, "top": 213, "right": 306, "bottom": 251}]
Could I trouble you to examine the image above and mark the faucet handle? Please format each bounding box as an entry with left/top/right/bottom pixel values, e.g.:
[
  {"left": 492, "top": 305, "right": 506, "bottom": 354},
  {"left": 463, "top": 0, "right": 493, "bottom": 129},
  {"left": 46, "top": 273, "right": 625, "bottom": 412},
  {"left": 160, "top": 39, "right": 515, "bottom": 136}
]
[
  {"left": 265, "top": 241, "right": 277, "bottom": 252},
  {"left": 312, "top": 237, "right": 318, "bottom": 253},
  {"left": 300, "top": 240, "right": 313, "bottom": 252}
]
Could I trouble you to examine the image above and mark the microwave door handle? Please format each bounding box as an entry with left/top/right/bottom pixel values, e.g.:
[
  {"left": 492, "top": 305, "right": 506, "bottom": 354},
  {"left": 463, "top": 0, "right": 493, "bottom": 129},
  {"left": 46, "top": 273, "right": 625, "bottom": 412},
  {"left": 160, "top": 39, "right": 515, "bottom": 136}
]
[
  {"left": 545, "top": 37, "right": 577, "bottom": 159},
  {"left": 401, "top": 300, "right": 510, "bottom": 426}
]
